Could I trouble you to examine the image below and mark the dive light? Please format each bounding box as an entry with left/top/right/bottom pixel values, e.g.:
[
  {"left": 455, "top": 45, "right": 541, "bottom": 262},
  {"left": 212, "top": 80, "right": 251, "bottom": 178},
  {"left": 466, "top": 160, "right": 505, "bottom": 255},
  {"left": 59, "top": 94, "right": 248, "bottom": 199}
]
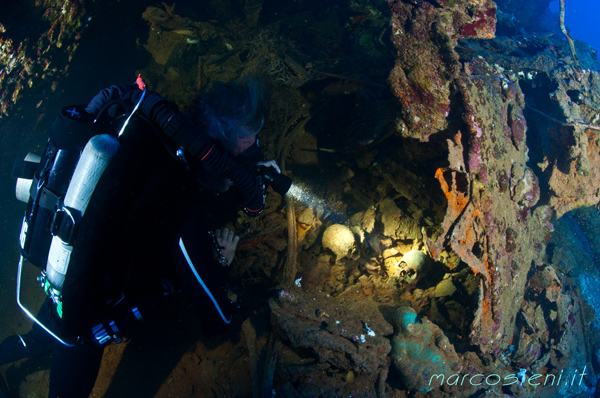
[{"left": 258, "top": 165, "right": 292, "bottom": 196}]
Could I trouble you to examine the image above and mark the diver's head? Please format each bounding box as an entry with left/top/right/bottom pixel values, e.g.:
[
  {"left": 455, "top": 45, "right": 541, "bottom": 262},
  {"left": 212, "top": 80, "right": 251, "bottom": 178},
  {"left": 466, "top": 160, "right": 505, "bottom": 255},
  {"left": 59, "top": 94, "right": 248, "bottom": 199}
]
[{"left": 196, "top": 77, "right": 269, "bottom": 156}]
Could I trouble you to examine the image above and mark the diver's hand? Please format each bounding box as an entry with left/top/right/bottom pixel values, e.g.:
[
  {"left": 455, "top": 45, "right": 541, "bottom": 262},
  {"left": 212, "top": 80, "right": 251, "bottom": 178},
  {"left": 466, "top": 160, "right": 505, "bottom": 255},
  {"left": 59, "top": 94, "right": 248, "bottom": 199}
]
[
  {"left": 215, "top": 228, "right": 240, "bottom": 266},
  {"left": 257, "top": 160, "right": 281, "bottom": 174}
]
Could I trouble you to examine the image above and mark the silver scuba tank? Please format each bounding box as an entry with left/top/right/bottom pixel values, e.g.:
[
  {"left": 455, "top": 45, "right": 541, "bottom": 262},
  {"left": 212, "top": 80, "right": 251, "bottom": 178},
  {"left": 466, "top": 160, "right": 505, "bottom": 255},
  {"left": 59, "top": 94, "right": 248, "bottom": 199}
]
[
  {"left": 15, "top": 153, "right": 42, "bottom": 203},
  {"left": 45, "top": 134, "right": 120, "bottom": 292}
]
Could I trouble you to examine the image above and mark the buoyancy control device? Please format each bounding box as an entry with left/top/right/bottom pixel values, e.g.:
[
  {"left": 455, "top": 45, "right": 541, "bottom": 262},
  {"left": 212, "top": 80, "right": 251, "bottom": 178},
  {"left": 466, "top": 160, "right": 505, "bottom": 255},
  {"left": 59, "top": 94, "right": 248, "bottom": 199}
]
[{"left": 14, "top": 90, "right": 146, "bottom": 346}]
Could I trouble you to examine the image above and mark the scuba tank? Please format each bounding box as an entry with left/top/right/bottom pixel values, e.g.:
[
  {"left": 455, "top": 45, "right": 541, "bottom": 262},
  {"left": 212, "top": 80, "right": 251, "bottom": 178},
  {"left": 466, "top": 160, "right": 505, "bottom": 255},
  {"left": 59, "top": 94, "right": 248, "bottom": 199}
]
[
  {"left": 15, "top": 153, "right": 41, "bottom": 203},
  {"left": 44, "top": 134, "right": 119, "bottom": 313},
  {"left": 18, "top": 142, "right": 82, "bottom": 268},
  {"left": 17, "top": 105, "right": 102, "bottom": 269},
  {"left": 15, "top": 88, "right": 145, "bottom": 346}
]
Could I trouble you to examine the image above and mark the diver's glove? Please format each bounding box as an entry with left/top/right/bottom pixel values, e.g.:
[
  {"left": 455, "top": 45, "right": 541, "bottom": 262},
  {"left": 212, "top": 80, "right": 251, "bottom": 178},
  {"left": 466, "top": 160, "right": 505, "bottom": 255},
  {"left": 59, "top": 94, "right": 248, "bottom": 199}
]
[{"left": 85, "top": 84, "right": 265, "bottom": 215}]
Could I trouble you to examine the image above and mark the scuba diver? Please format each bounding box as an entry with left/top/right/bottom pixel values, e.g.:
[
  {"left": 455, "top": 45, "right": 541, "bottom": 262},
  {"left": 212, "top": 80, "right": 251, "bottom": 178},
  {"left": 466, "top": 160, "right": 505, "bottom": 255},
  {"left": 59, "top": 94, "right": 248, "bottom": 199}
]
[{"left": 3, "top": 76, "right": 291, "bottom": 397}]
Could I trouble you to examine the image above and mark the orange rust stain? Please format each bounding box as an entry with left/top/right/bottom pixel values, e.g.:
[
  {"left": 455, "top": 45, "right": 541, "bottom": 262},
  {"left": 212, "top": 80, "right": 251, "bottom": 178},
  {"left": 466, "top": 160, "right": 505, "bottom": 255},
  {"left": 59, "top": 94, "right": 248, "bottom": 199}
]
[
  {"left": 482, "top": 297, "right": 489, "bottom": 315},
  {"left": 435, "top": 167, "right": 469, "bottom": 216},
  {"left": 454, "top": 132, "right": 462, "bottom": 145},
  {"left": 483, "top": 258, "right": 494, "bottom": 276}
]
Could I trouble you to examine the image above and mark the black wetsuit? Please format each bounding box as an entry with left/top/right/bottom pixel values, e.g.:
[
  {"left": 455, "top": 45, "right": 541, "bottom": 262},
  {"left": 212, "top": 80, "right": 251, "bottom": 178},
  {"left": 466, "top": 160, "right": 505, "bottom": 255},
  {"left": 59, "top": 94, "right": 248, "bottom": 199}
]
[{"left": 1, "top": 85, "right": 262, "bottom": 397}]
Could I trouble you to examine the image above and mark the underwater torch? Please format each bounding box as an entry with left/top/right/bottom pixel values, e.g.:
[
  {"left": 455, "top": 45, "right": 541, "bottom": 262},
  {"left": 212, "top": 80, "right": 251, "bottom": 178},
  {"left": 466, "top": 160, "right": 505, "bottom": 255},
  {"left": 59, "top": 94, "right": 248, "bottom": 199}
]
[{"left": 258, "top": 165, "right": 292, "bottom": 196}]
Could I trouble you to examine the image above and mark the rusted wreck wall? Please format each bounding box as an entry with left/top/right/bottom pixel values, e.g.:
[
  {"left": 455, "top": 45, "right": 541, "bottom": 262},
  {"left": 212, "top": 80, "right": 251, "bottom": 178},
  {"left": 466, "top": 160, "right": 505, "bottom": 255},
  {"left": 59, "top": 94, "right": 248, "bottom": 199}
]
[
  {"left": 387, "top": 0, "right": 496, "bottom": 141},
  {"left": 386, "top": 0, "right": 600, "bottom": 360},
  {"left": 433, "top": 58, "right": 550, "bottom": 355}
]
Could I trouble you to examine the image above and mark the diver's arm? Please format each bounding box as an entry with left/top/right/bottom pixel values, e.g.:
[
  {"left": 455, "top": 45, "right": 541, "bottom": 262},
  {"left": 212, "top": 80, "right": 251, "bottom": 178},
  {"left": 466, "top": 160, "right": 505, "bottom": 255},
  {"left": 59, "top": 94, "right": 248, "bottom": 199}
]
[{"left": 85, "top": 85, "right": 264, "bottom": 215}]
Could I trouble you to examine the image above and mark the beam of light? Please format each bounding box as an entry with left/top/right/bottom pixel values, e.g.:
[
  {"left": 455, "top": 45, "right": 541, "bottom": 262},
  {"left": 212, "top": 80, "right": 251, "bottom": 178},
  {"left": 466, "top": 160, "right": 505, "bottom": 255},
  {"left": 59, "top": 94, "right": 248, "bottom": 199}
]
[
  {"left": 287, "top": 183, "right": 315, "bottom": 206},
  {"left": 286, "top": 182, "right": 347, "bottom": 223},
  {"left": 287, "top": 183, "right": 326, "bottom": 208}
]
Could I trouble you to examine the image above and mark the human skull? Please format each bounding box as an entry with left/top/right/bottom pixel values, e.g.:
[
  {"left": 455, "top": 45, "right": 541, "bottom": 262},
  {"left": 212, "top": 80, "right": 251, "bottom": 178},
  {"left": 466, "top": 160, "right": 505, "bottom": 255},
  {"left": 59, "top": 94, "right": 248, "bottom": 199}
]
[
  {"left": 396, "top": 250, "right": 433, "bottom": 285},
  {"left": 322, "top": 224, "right": 355, "bottom": 261}
]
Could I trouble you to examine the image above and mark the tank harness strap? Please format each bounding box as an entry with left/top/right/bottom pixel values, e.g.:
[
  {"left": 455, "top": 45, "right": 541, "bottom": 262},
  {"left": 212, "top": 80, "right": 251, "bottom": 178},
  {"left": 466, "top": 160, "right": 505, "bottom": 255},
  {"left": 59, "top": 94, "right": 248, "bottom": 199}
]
[{"left": 29, "top": 176, "right": 61, "bottom": 212}]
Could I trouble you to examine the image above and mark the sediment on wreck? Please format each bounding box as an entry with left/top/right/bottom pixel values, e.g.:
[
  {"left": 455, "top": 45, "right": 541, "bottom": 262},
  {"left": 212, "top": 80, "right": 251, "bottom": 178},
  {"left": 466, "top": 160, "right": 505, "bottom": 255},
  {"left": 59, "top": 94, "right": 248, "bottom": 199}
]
[
  {"left": 437, "top": 58, "right": 547, "bottom": 355},
  {"left": 386, "top": 0, "right": 600, "bottom": 395},
  {"left": 387, "top": 0, "right": 539, "bottom": 358}
]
